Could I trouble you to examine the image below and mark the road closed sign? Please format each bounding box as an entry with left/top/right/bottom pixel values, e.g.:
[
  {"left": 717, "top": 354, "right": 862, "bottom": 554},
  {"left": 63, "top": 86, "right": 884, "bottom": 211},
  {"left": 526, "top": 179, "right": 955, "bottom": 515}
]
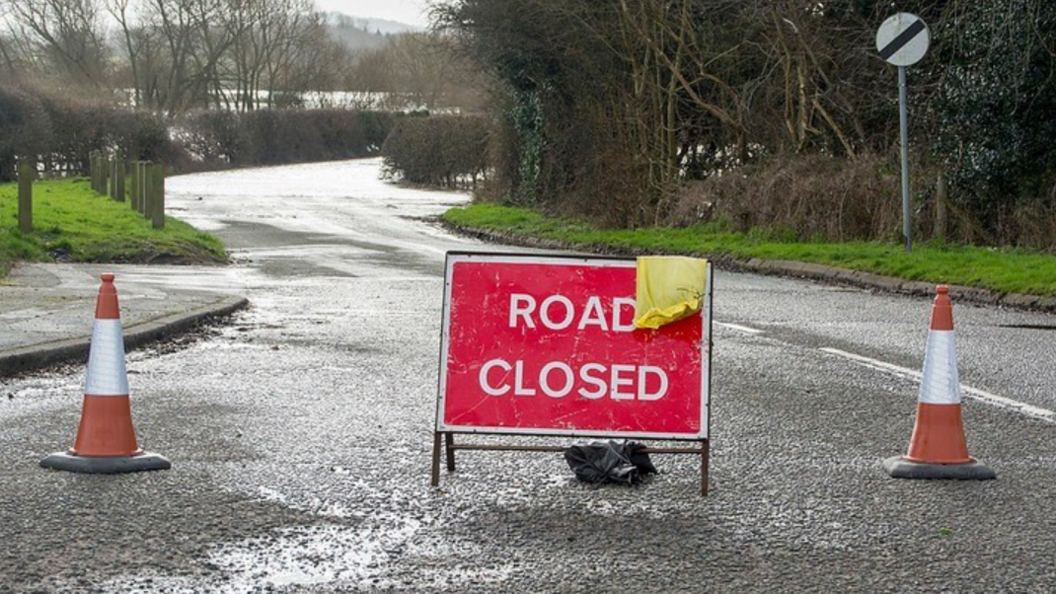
[{"left": 436, "top": 252, "right": 712, "bottom": 440}]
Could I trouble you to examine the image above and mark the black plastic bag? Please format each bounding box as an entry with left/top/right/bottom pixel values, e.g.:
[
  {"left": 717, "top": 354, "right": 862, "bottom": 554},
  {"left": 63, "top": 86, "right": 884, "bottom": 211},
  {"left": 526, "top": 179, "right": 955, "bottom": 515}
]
[{"left": 564, "top": 441, "right": 657, "bottom": 485}]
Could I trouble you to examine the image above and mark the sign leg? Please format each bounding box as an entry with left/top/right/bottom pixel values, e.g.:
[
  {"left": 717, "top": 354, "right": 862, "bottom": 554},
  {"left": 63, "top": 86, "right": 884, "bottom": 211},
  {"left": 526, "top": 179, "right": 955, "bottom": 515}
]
[
  {"left": 445, "top": 432, "right": 456, "bottom": 472},
  {"left": 700, "top": 440, "right": 710, "bottom": 497},
  {"left": 431, "top": 432, "right": 442, "bottom": 487}
]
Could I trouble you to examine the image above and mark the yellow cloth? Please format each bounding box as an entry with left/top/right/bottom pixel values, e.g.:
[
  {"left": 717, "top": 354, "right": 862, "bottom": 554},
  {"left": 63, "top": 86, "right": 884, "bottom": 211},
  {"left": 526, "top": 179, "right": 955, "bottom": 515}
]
[{"left": 633, "top": 256, "right": 709, "bottom": 330}]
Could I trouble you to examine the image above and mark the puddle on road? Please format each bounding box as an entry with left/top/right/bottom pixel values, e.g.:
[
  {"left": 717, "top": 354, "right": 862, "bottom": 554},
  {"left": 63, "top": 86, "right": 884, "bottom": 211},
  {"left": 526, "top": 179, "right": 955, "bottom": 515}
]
[
  {"left": 206, "top": 521, "right": 513, "bottom": 592},
  {"left": 100, "top": 517, "right": 512, "bottom": 592},
  {"left": 123, "top": 483, "right": 507, "bottom": 591},
  {"left": 209, "top": 523, "right": 406, "bottom": 591},
  {"left": 1, "top": 372, "right": 84, "bottom": 417}
]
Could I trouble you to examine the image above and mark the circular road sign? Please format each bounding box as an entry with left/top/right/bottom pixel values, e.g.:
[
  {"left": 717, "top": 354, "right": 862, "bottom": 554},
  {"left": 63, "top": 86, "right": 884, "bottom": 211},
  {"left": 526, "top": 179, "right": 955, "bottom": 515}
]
[{"left": 876, "top": 13, "right": 930, "bottom": 67}]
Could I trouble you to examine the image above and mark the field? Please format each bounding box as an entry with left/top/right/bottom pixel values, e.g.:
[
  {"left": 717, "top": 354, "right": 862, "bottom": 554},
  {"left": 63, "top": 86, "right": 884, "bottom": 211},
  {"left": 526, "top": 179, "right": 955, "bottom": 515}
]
[{"left": 0, "top": 177, "right": 225, "bottom": 278}]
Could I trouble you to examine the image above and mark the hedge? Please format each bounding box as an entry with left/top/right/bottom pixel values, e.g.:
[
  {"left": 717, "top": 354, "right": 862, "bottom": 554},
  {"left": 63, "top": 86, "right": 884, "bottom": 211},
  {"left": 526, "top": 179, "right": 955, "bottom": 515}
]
[
  {"left": 0, "top": 85, "right": 396, "bottom": 181},
  {"left": 381, "top": 115, "right": 489, "bottom": 189}
]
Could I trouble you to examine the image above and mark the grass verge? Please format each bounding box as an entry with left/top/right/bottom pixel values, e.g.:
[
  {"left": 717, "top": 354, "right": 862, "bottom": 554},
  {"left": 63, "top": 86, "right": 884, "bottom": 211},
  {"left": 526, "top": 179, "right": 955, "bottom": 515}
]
[
  {"left": 1, "top": 177, "right": 225, "bottom": 279},
  {"left": 444, "top": 203, "right": 1056, "bottom": 297}
]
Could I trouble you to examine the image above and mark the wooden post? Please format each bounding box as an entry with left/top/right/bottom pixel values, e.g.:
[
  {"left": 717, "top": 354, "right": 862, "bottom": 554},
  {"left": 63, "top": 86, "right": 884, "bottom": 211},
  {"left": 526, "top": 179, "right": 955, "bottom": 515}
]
[
  {"left": 98, "top": 153, "right": 104, "bottom": 194},
  {"left": 114, "top": 155, "right": 126, "bottom": 202},
  {"left": 136, "top": 161, "right": 143, "bottom": 214},
  {"left": 89, "top": 152, "right": 97, "bottom": 193},
  {"left": 151, "top": 163, "right": 165, "bottom": 229},
  {"left": 94, "top": 152, "right": 102, "bottom": 194},
  {"left": 134, "top": 161, "right": 141, "bottom": 213},
  {"left": 140, "top": 161, "right": 152, "bottom": 217},
  {"left": 144, "top": 161, "right": 153, "bottom": 216},
  {"left": 100, "top": 154, "right": 110, "bottom": 196},
  {"left": 130, "top": 161, "right": 140, "bottom": 210},
  {"left": 108, "top": 154, "right": 117, "bottom": 199},
  {"left": 138, "top": 161, "right": 146, "bottom": 213},
  {"left": 934, "top": 169, "right": 948, "bottom": 242},
  {"left": 17, "top": 158, "right": 33, "bottom": 233},
  {"left": 143, "top": 161, "right": 151, "bottom": 219}
]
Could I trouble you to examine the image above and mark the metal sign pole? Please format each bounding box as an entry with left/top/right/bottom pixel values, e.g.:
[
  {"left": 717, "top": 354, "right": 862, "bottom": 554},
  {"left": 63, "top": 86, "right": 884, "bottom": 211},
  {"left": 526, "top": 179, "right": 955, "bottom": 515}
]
[
  {"left": 878, "top": 13, "right": 928, "bottom": 252},
  {"left": 899, "top": 65, "right": 911, "bottom": 253}
]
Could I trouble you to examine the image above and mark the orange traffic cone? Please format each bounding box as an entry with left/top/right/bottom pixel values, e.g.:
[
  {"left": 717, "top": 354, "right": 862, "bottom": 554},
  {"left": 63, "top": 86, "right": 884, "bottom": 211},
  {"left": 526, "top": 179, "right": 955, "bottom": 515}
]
[
  {"left": 884, "top": 285, "right": 994, "bottom": 480},
  {"left": 40, "top": 273, "right": 170, "bottom": 473}
]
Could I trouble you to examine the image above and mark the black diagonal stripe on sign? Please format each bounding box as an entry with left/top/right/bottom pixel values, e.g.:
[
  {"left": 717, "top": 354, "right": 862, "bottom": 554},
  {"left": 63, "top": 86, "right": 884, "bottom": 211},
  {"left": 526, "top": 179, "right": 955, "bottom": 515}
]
[{"left": 880, "top": 18, "right": 926, "bottom": 60}]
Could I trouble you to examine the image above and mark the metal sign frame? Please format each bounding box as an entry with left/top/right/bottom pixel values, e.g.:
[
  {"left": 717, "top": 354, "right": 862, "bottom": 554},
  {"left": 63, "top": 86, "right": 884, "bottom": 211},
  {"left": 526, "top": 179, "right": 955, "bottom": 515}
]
[{"left": 430, "top": 251, "right": 715, "bottom": 495}]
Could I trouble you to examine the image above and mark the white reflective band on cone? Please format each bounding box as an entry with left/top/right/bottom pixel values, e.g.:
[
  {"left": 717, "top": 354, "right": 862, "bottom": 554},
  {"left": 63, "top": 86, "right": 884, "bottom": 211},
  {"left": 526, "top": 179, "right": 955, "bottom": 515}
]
[
  {"left": 84, "top": 319, "right": 129, "bottom": 396},
  {"left": 918, "top": 330, "right": 960, "bottom": 405}
]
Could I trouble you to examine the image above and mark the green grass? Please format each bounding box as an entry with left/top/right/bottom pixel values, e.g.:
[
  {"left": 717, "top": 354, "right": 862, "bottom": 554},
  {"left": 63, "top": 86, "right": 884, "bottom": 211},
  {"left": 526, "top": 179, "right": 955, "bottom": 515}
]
[
  {"left": 444, "top": 203, "right": 1056, "bottom": 297},
  {"left": 1, "top": 177, "right": 225, "bottom": 278}
]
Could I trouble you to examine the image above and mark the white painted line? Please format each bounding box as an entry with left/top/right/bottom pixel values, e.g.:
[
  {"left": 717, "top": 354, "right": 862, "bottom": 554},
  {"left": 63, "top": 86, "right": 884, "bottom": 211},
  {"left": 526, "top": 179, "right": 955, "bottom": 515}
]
[
  {"left": 716, "top": 322, "right": 764, "bottom": 335},
  {"left": 393, "top": 239, "right": 449, "bottom": 256},
  {"left": 820, "top": 347, "right": 1056, "bottom": 425}
]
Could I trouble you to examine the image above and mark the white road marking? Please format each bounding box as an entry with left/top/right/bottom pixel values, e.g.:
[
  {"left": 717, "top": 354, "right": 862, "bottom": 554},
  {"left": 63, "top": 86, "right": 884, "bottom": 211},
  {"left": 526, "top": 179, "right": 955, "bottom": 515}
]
[
  {"left": 716, "top": 322, "right": 764, "bottom": 335},
  {"left": 392, "top": 239, "right": 450, "bottom": 256},
  {"left": 820, "top": 347, "right": 1056, "bottom": 425}
]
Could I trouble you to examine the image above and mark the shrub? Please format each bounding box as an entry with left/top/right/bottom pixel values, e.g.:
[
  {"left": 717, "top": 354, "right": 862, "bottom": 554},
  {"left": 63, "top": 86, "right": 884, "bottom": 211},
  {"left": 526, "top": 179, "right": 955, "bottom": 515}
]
[
  {"left": 194, "top": 109, "right": 393, "bottom": 167},
  {"left": 668, "top": 154, "right": 901, "bottom": 243},
  {"left": 0, "top": 87, "right": 52, "bottom": 181},
  {"left": 381, "top": 115, "right": 489, "bottom": 189},
  {"left": 176, "top": 110, "right": 250, "bottom": 166}
]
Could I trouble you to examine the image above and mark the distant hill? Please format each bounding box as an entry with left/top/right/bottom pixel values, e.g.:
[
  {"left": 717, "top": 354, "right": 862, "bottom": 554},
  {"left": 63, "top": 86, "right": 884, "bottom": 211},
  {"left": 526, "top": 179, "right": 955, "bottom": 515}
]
[
  {"left": 323, "top": 13, "right": 423, "bottom": 53},
  {"left": 342, "top": 15, "right": 423, "bottom": 35}
]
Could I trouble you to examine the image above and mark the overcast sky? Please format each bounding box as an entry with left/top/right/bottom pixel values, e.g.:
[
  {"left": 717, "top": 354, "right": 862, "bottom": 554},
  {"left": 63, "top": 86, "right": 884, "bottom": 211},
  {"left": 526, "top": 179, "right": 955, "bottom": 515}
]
[{"left": 313, "top": 0, "right": 432, "bottom": 28}]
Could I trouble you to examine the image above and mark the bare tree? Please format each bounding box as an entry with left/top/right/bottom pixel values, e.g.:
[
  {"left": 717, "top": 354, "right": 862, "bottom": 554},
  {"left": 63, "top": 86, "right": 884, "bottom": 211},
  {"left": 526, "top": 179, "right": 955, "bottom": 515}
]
[
  {"left": 347, "top": 31, "right": 484, "bottom": 111},
  {"left": 6, "top": 0, "right": 110, "bottom": 86},
  {"left": 1, "top": 0, "right": 407, "bottom": 114},
  {"left": 107, "top": 0, "right": 142, "bottom": 104}
]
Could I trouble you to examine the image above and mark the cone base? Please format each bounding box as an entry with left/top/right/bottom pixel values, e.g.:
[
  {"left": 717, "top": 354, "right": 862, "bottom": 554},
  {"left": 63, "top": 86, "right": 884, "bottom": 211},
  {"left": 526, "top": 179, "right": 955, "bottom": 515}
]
[
  {"left": 40, "top": 451, "right": 171, "bottom": 474},
  {"left": 883, "top": 456, "right": 995, "bottom": 480}
]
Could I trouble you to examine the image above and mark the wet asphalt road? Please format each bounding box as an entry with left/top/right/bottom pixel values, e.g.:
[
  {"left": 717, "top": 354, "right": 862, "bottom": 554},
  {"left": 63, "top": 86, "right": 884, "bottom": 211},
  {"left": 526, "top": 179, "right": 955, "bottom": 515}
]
[{"left": 3, "top": 158, "right": 1056, "bottom": 593}]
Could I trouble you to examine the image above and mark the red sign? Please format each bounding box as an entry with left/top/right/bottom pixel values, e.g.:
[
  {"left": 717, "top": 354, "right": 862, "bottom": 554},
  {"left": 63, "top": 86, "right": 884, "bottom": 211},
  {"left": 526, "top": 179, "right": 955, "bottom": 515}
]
[{"left": 437, "top": 253, "right": 711, "bottom": 439}]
